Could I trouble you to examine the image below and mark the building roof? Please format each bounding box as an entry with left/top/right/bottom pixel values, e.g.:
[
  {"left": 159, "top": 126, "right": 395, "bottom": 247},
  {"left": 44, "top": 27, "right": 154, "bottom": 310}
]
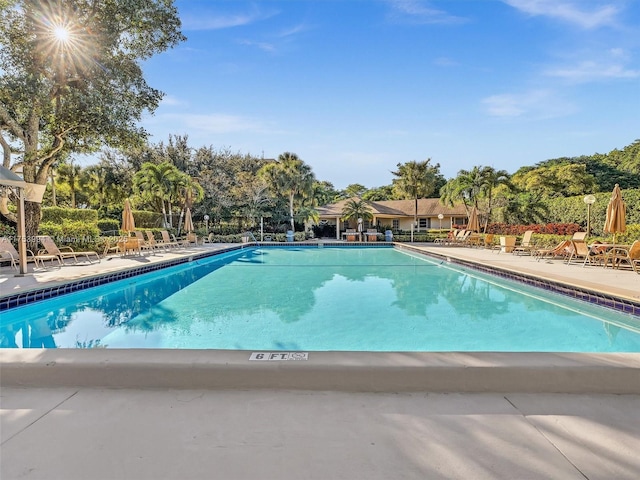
[{"left": 317, "top": 197, "right": 468, "bottom": 217}]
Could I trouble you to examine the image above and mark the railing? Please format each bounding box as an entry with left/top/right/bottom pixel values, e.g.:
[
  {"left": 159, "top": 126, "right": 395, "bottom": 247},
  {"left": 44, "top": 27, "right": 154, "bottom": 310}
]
[{"left": 243, "top": 231, "right": 258, "bottom": 243}]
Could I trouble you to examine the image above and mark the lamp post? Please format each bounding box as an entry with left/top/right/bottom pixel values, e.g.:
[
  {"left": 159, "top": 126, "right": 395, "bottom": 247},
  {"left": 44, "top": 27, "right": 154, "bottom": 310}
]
[
  {"left": 204, "top": 214, "right": 209, "bottom": 232},
  {"left": 438, "top": 213, "right": 444, "bottom": 230},
  {"left": 357, "top": 217, "right": 363, "bottom": 242},
  {"left": 583, "top": 195, "right": 596, "bottom": 237}
]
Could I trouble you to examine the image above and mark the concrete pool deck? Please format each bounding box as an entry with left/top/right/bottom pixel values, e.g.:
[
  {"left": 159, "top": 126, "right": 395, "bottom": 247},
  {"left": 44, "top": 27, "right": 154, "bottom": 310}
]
[{"left": 1, "top": 242, "right": 640, "bottom": 479}]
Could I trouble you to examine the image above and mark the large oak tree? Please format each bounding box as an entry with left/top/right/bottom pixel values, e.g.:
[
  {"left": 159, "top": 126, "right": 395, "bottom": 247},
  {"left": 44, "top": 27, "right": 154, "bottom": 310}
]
[{"left": 0, "top": 0, "right": 184, "bottom": 241}]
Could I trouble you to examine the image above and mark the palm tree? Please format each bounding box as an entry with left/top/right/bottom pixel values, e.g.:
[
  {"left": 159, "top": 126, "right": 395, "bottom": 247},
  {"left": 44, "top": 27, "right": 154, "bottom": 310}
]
[
  {"left": 56, "top": 160, "right": 83, "bottom": 208},
  {"left": 392, "top": 159, "right": 440, "bottom": 225},
  {"left": 341, "top": 198, "right": 373, "bottom": 228},
  {"left": 479, "top": 167, "right": 511, "bottom": 232},
  {"left": 258, "top": 152, "right": 315, "bottom": 232},
  {"left": 133, "top": 162, "right": 183, "bottom": 227}
]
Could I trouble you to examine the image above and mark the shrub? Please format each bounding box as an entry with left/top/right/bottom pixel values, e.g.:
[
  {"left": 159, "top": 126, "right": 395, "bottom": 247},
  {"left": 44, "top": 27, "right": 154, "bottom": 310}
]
[
  {"left": 97, "top": 219, "right": 120, "bottom": 234},
  {"left": 39, "top": 220, "right": 101, "bottom": 251},
  {"left": 41, "top": 207, "right": 98, "bottom": 224},
  {"left": 133, "top": 210, "right": 164, "bottom": 228},
  {"left": 486, "top": 223, "right": 581, "bottom": 236}
]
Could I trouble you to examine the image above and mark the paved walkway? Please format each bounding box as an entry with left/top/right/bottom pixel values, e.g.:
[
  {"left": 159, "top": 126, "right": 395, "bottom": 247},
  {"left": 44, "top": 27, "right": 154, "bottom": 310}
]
[{"left": 1, "top": 242, "right": 639, "bottom": 480}]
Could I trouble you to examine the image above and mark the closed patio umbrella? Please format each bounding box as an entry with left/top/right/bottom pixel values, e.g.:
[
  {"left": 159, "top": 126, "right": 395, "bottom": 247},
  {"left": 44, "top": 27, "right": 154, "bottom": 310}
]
[
  {"left": 121, "top": 199, "right": 135, "bottom": 233},
  {"left": 467, "top": 206, "right": 480, "bottom": 233},
  {"left": 183, "top": 207, "right": 194, "bottom": 233},
  {"left": 603, "top": 184, "right": 626, "bottom": 243}
]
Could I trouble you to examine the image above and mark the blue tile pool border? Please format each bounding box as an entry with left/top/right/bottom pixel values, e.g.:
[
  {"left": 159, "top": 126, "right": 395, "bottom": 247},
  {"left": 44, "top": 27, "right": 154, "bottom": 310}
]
[
  {"left": 1, "top": 242, "right": 638, "bottom": 317},
  {"left": 0, "top": 245, "right": 249, "bottom": 311},
  {"left": 398, "top": 244, "right": 640, "bottom": 318}
]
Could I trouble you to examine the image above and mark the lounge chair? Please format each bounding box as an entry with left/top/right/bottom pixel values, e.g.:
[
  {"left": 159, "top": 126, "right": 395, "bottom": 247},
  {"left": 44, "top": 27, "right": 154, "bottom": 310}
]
[
  {"left": 512, "top": 230, "right": 535, "bottom": 255},
  {"left": 566, "top": 239, "right": 603, "bottom": 266},
  {"left": 0, "top": 237, "right": 61, "bottom": 269},
  {"left": 160, "top": 230, "right": 180, "bottom": 249},
  {"left": 38, "top": 235, "right": 100, "bottom": 264},
  {"left": 606, "top": 241, "right": 640, "bottom": 273},
  {"left": 201, "top": 233, "right": 215, "bottom": 244},
  {"left": 145, "top": 231, "right": 167, "bottom": 252},
  {"left": 102, "top": 235, "right": 126, "bottom": 257},
  {"left": 434, "top": 229, "right": 458, "bottom": 245},
  {"left": 534, "top": 240, "right": 572, "bottom": 262},
  {"left": 571, "top": 231, "right": 588, "bottom": 241},
  {"left": 133, "top": 231, "right": 156, "bottom": 254},
  {"left": 450, "top": 230, "right": 471, "bottom": 246},
  {"left": 180, "top": 232, "right": 198, "bottom": 246}
]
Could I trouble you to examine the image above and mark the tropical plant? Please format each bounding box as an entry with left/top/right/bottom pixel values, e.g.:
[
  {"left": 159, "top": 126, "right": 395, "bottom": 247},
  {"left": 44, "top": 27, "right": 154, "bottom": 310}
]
[
  {"left": 341, "top": 198, "right": 373, "bottom": 227},
  {"left": 133, "top": 162, "right": 184, "bottom": 227},
  {"left": 392, "top": 159, "right": 441, "bottom": 224},
  {"left": 258, "top": 152, "right": 315, "bottom": 232}
]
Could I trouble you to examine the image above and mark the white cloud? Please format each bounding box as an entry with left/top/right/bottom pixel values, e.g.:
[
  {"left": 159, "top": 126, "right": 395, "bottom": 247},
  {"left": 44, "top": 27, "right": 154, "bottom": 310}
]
[
  {"left": 504, "top": 0, "right": 619, "bottom": 28},
  {"left": 386, "top": 0, "right": 468, "bottom": 25},
  {"left": 543, "top": 49, "right": 640, "bottom": 82},
  {"left": 482, "top": 89, "right": 575, "bottom": 118},
  {"left": 545, "top": 60, "right": 640, "bottom": 81},
  {"left": 181, "top": 6, "right": 277, "bottom": 31}
]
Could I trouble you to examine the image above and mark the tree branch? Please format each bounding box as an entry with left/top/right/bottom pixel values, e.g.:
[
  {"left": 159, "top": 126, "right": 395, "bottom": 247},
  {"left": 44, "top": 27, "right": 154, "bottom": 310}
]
[{"left": 0, "top": 104, "right": 25, "bottom": 142}]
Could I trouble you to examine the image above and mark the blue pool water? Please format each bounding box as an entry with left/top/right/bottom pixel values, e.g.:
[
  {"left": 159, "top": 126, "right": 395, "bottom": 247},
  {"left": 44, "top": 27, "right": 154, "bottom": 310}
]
[{"left": 1, "top": 247, "right": 639, "bottom": 351}]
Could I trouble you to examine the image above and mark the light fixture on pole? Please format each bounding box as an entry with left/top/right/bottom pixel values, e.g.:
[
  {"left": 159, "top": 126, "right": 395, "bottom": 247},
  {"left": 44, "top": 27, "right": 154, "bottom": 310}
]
[
  {"left": 204, "top": 214, "right": 209, "bottom": 232},
  {"left": 438, "top": 213, "right": 444, "bottom": 230},
  {"left": 583, "top": 195, "right": 596, "bottom": 237},
  {"left": 357, "top": 217, "right": 363, "bottom": 242}
]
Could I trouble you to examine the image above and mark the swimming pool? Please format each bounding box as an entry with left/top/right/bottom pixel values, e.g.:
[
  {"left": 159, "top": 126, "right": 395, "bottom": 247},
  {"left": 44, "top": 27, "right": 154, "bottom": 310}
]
[{"left": 1, "top": 246, "right": 639, "bottom": 351}]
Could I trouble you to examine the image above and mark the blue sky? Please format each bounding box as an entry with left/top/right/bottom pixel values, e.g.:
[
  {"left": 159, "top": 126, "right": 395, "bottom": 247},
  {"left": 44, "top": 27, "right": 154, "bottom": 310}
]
[{"left": 139, "top": 0, "right": 640, "bottom": 190}]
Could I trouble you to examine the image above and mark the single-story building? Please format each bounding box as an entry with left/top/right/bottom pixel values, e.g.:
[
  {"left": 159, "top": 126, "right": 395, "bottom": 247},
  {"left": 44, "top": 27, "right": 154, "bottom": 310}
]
[{"left": 316, "top": 197, "right": 469, "bottom": 240}]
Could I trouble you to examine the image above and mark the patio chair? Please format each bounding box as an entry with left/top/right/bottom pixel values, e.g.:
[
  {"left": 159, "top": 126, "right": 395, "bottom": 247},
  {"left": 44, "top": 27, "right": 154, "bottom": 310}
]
[
  {"left": 38, "top": 235, "right": 100, "bottom": 264},
  {"left": 534, "top": 240, "right": 572, "bottom": 262},
  {"left": 512, "top": 230, "right": 535, "bottom": 255},
  {"left": 133, "top": 231, "right": 155, "bottom": 254},
  {"left": 571, "top": 231, "right": 588, "bottom": 241},
  {"left": 606, "top": 241, "right": 640, "bottom": 273},
  {"left": 0, "top": 236, "right": 61, "bottom": 269},
  {"left": 451, "top": 230, "right": 471, "bottom": 246},
  {"left": 180, "top": 232, "right": 198, "bottom": 246},
  {"left": 566, "top": 239, "right": 602, "bottom": 266},
  {"left": 160, "top": 230, "right": 180, "bottom": 249},
  {"left": 434, "top": 229, "right": 457, "bottom": 245},
  {"left": 145, "top": 230, "right": 167, "bottom": 252},
  {"left": 201, "top": 233, "right": 215, "bottom": 244},
  {"left": 102, "top": 235, "right": 126, "bottom": 257},
  {"left": 482, "top": 233, "right": 500, "bottom": 252}
]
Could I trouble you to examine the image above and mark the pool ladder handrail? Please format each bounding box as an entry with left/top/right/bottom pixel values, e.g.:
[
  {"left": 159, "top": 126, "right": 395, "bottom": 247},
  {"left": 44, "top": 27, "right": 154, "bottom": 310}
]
[{"left": 244, "top": 231, "right": 259, "bottom": 243}]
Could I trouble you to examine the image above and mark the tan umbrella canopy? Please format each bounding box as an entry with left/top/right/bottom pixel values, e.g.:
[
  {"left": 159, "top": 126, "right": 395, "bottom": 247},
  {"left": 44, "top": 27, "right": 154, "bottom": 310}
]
[
  {"left": 603, "top": 184, "right": 626, "bottom": 243},
  {"left": 183, "top": 207, "right": 194, "bottom": 233},
  {"left": 121, "top": 199, "right": 136, "bottom": 233},
  {"left": 467, "top": 206, "right": 480, "bottom": 233}
]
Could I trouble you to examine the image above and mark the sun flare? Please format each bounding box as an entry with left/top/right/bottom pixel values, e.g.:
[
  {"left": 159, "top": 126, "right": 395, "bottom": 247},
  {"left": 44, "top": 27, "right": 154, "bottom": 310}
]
[{"left": 53, "top": 26, "right": 70, "bottom": 43}]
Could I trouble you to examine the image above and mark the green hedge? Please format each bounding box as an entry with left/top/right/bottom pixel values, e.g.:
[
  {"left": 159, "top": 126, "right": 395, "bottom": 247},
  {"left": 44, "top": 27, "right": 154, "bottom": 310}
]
[
  {"left": 97, "top": 219, "right": 120, "bottom": 234},
  {"left": 133, "top": 210, "right": 164, "bottom": 228},
  {"left": 41, "top": 207, "right": 98, "bottom": 224},
  {"left": 38, "top": 220, "right": 101, "bottom": 251},
  {"left": 546, "top": 188, "right": 640, "bottom": 234}
]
